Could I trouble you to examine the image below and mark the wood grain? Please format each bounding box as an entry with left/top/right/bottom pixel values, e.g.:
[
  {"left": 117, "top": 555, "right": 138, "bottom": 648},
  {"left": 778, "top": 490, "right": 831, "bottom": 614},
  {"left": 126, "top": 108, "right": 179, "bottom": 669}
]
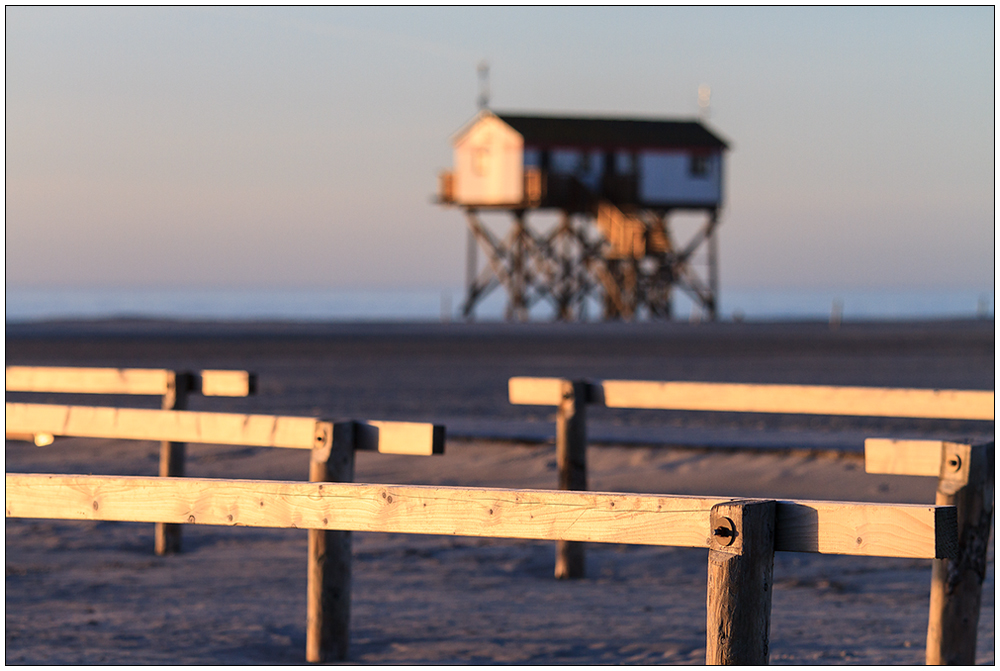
[
  {"left": 775, "top": 499, "right": 956, "bottom": 560},
  {"left": 307, "top": 423, "right": 356, "bottom": 663},
  {"left": 156, "top": 380, "right": 189, "bottom": 556},
  {"left": 5, "top": 474, "right": 956, "bottom": 558},
  {"left": 706, "top": 500, "right": 776, "bottom": 665},
  {"left": 508, "top": 376, "right": 567, "bottom": 406},
  {"left": 6, "top": 366, "right": 172, "bottom": 396},
  {"left": 6, "top": 403, "right": 323, "bottom": 450},
  {"left": 6, "top": 366, "right": 256, "bottom": 398},
  {"left": 926, "top": 442, "right": 994, "bottom": 665},
  {"left": 199, "top": 370, "right": 255, "bottom": 397},
  {"left": 508, "top": 376, "right": 993, "bottom": 419},
  {"left": 600, "top": 380, "right": 994, "bottom": 420},
  {"left": 360, "top": 421, "right": 445, "bottom": 456},
  {"left": 6, "top": 403, "right": 442, "bottom": 457},
  {"left": 864, "top": 439, "right": 948, "bottom": 477}
]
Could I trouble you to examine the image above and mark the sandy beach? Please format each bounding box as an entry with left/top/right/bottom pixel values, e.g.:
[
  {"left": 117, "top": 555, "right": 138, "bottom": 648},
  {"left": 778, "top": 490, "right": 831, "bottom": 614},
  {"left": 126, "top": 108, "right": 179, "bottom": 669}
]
[{"left": 5, "top": 319, "right": 994, "bottom": 664}]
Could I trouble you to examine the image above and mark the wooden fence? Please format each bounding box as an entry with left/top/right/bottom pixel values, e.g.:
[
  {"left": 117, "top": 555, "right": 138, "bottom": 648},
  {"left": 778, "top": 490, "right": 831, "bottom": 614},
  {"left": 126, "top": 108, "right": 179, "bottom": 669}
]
[
  {"left": 6, "top": 365, "right": 257, "bottom": 553},
  {"left": 865, "top": 438, "right": 995, "bottom": 665},
  {"left": 4, "top": 368, "right": 989, "bottom": 663},
  {"left": 4, "top": 401, "right": 445, "bottom": 663},
  {"left": 6, "top": 472, "right": 958, "bottom": 664},
  {"left": 509, "top": 376, "right": 994, "bottom": 663}
]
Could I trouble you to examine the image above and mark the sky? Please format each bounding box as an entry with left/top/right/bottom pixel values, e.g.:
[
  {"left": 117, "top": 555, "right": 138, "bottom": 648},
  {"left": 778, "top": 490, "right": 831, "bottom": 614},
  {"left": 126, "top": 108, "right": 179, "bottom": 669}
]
[{"left": 5, "top": 7, "right": 995, "bottom": 293}]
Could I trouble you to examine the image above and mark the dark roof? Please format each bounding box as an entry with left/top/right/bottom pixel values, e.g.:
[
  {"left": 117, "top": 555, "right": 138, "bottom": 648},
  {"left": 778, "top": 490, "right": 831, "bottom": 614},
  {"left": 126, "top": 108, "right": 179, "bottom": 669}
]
[{"left": 494, "top": 112, "right": 729, "bottom": 151}]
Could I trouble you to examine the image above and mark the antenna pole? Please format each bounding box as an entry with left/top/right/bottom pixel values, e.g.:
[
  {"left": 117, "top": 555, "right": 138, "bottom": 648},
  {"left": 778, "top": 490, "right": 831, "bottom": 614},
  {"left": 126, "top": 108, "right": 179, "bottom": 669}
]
[
  {"left": 477, "top": 61, "right": 490, "bottom": 110},
  {"left": 698, "top": 84, "right": 711, "bottom": 121}
]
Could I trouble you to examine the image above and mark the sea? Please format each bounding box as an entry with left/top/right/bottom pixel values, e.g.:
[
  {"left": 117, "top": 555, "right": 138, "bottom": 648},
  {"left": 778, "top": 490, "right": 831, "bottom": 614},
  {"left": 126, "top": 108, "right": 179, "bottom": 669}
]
[{"left": 4, "top": 286, "right": 994, "bottom": 323}]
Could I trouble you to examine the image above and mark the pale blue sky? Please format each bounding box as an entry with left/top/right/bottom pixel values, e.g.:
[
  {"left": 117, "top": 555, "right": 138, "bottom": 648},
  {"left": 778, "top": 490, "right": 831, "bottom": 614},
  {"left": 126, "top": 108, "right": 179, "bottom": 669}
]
[{"left": 6, "top": 7, "right": 995, "bottom": 291}]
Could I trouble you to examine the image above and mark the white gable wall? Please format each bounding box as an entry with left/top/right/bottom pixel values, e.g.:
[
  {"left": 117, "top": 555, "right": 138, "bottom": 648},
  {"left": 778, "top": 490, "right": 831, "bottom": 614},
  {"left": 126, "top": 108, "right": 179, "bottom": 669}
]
[{"left": 453, "top": 115, "right": 524, "bottom": 206}]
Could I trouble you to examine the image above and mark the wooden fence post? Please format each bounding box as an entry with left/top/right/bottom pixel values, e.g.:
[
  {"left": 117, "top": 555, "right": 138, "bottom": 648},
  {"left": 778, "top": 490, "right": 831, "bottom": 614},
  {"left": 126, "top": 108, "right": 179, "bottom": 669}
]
[
  {"left": 706, "top": 499, "right": 776, "bottom": 665},
  {"left": 555, "top": 379, "right": 587, "bottom": 579},
  {"left": 155, "top": 372, "right": 191, "bottom": 555},
  {"left": 306, "top": 421, "right": 355, "bottom": 663},
  {"left": 926, "top": 441, "right": 994, "bottom": 665}
]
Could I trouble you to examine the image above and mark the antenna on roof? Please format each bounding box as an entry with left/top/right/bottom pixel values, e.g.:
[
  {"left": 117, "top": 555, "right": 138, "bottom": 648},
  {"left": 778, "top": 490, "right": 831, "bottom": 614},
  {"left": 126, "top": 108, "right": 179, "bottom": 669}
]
[
  {"left": 477, "top": 61, "right": 490, "bottom": 110},
  {"left": 698, "top": 84, "right": 711, "bottom": 121}
]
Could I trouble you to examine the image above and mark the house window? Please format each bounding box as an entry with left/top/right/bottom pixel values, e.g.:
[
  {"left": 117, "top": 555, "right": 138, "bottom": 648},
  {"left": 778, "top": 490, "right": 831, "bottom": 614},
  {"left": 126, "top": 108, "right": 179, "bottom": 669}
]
[
  {"left": 689, "top": 155, "right": 710, "bottom": 178},
  {"left": 615, "top": 151, "right": 635, "bottom": 174}
]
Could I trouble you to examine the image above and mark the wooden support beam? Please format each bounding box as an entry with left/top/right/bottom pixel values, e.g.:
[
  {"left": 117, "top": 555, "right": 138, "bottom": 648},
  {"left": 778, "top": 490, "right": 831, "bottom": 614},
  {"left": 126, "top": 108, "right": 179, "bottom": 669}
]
[
  {"left": 307, "top": 422, "right": 355, "bottom": 663},
  {"left": 555, "top": 380, "right": 587, "bottom": 579},
  {"left": 864, "top": 436, "right": 994, "bottom": 664},
  {"left": 926, "top": 441, "right": 994, "bottom": 665},
  {"left": 156, "top": 375, "right": 189, "bottom": 556},
  {"left": 4, "top": 474, "right": 956, "bottom": 559},
  {"left": 599, "top": 380, "right": 994, "bottom": 420},
  {"left": 5, "top": 404, "right": 443, "bottom": 457},
  {"left": 706, "top": 500, "right": 775, "bottom": 665}
]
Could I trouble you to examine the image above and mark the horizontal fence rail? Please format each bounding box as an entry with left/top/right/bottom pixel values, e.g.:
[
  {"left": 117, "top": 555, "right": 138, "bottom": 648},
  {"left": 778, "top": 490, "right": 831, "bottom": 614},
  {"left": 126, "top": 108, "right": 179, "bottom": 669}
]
[
  {"left": 864, "top": 438, "right": 970, "bottom": 478},
  {"left": 4, "top": 403, "right": 444, "bottom": 456},
  {"left": 6, "top": 366, "right": 256, "bottom": 398},
  {"left": 5, "top": 474, "right": 956, "bottom": 559},
  {"left": 508, "top": 377, "right": 995, "bottom": 420}
]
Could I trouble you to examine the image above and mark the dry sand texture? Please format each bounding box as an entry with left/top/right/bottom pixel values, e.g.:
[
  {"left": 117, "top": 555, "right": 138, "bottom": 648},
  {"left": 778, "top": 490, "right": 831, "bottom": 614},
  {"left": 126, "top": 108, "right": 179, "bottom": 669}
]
[{"left": 5, "top": 320, "right": 995, "bottom": 664}]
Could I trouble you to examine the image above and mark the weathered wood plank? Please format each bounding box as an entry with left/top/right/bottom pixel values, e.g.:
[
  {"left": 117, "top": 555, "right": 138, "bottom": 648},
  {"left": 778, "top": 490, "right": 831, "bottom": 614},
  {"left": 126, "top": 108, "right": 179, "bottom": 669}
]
[
  {"left": 6, "top": 403, "right": 322, "bottom": 450},
  {"left": 199, "top": 370, "right": 255, "bottom": 397},
  {"left": 4, "top": 474, "right": 717, "bottom": 547},
  {"left": 508, "top": 376, "right": 567, "bottom": 406},
  {"left": 775, "top": 500, "right": 956, "bottom": 560},
  {"left": 358, "top": 421, "right": 445, "bottom": 456},
  {"left": 864, "top": 438, "right": 947, "bottom": 477},
  {"left": 6, "top": 404, "right": 443, "bottom": 457},
  {"left": 6, "top": 366, "right": 172, "bottom": 396},
  {"left": 600, "top": 380, "right": 994, "bottom": 420},
  {"left": 5, "top": 474, "right": 956, "bottom": 558},
  {"left": 508, "top": 376, "right": 993, "bottom": 420},
  {"left": 6, "top": 366, "right": 256, "bottom": 398}
]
